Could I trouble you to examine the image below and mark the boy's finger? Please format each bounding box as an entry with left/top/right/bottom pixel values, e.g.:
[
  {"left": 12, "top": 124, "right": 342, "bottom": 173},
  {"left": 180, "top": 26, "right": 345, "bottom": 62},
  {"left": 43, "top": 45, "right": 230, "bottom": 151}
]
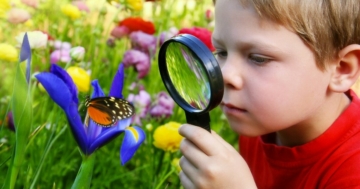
[
  {"left": 179, "top": 124, "right": 224, "bottom": 156},
  {"left": 211, "top": 130, "right": 237, "bottom": 152},
  {"left": 179, "top": 156, "right": 199, "bottom": 182},
  {"left": 179, "top": 170, "right": 196, "bottom": 189},
  {"left": 180, "top": 139, "right": 208, "bottom": 167}
]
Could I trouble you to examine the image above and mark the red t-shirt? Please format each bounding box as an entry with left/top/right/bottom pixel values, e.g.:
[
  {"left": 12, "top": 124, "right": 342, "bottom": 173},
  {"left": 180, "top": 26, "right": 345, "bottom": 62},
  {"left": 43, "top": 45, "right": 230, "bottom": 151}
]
[{"left": 240, "top": 90, "right": 360, "bottom": 189}]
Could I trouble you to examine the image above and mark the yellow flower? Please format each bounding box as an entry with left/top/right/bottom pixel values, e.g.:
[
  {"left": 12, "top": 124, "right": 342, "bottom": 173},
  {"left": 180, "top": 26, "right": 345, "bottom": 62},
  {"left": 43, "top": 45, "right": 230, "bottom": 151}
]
[
  {"left": 24, "top": 19, "right": 34, "bottom": 27},
  {"left": 0, "top": 0, "right": 11, "bottom": 18},
  {"left": 153, "top": 122, "right": 183, "bottom": 152},
  {"left": 61, "top": 4, "right": 81, "bottom": 20},
  {"left": 171, "top": 158, "right": 182, "bottom": 173},
  {"left": 126, "top": 0, "right": 143, "bottom": 11},
  {"left": 0, "top": 43, "right": 18, "bottom": 62},
  {"left": 66, "top": 66, "right": 90, "bottom": 93}
]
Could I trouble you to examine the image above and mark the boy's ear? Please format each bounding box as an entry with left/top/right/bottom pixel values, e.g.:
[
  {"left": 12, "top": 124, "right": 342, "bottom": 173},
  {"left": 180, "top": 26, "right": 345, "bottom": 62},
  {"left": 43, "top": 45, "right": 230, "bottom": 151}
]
[{"left": 329, "top": 44, "right": 360, "bottom": 92}]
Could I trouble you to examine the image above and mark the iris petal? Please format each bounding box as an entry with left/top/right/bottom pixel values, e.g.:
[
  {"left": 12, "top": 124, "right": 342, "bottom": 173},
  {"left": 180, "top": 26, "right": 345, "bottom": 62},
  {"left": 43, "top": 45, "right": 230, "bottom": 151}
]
[
  {"left": 109, "top": 63, "right": 124, "bottom": 98},
  {"left": 50, "top": 64, "right": 79, "bottom": 105},
  {"left": 20, "top": 33, "right": 31, "bottom": 83},
  {"left": 90, "top": 80, "right": 105, "bottom": 98},
  {"left": 120, "top": 126, "right": 145, "bottom": 165},
  {"left": 65, "top": 103, "right": 88, "bottom": 153},
  {"left": 35, "top": 73, "right": 72, "bottom": 110},
  {"left": 88, "top": 118, "right": 132, "bottom": 154},
  {"left": 86, "top": 119, "right": 102, "bottom": 146}
]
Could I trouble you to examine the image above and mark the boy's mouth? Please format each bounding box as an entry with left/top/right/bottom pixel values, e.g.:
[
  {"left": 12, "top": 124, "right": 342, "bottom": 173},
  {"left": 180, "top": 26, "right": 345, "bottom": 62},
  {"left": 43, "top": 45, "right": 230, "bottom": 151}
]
[{"left": 221, "top": 102, "right": 247, "bottom": 113}]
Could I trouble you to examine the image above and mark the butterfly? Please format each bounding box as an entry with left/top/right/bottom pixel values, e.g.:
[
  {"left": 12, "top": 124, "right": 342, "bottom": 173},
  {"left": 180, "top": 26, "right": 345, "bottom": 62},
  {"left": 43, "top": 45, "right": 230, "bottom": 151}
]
[{"left": 84, "top": 96, "right": 135, "bottom": 127}]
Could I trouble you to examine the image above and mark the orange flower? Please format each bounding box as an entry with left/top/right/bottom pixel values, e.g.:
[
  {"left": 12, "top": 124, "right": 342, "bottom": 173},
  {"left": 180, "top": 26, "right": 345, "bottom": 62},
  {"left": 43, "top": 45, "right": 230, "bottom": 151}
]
[{"left": 119, "top": 17, "right": 155, "bottom": 35}]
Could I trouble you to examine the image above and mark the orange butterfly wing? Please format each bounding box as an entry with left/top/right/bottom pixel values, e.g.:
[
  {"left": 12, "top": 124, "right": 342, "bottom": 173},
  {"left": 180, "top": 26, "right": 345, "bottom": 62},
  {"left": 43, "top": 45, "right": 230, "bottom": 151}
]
[{"left": 85, "top": 97, "right": 135, "bottom": 127}]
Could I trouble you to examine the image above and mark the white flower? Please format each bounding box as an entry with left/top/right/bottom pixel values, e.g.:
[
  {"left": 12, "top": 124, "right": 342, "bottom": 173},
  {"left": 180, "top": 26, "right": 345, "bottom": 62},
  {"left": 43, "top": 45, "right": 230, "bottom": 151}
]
[
  {"left": 70, "top": 46, "right": 85, "bottom": 62},
  {"left": 15, "top": 31, "right": 48, "bottom": 49}
]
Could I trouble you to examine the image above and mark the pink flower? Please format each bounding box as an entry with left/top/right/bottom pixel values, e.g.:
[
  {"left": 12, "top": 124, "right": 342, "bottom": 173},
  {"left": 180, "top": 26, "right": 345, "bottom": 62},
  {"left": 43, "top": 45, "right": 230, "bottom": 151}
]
[
  {"left": 111, "top": 26, "right": 129, "bottom": 39},
  {"left": 150, "top": 92, "right": 175, "bottom": 118},
  {"left": 50, "top": 49, "right": 71, "bottom": 64},
  {"left": 127, "top": 90, "right": 151, "bottom": 125},
  {"left": 53, "top": 40, "right": 71, "bottom": 50},
  {"left": 7, "top": 8, "right": 31, "bottom": 24},
  {"left": 129, "top": 31, "right": 157, "bottom": 56},
  {"left": 205, "top": 9, "right": 213, "bottom": 21},
  {"left": 21, "top": 0, "right": 38, "bottom": 8},
  {"left": 72, "top": 1, "right": 90, "bottom": 12},
  {"left": 123, "top": 49, "right": 150, "bottom": 79},
  {"left": 159, "top": 27, "right": 178, "bottom": 46}
]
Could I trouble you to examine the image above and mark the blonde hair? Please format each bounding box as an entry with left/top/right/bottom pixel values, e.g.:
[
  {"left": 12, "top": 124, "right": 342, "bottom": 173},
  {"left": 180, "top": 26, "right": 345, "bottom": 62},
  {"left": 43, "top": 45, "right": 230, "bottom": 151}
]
[{"left": 214, "top": 0, "right": 360, "bottom": 69}]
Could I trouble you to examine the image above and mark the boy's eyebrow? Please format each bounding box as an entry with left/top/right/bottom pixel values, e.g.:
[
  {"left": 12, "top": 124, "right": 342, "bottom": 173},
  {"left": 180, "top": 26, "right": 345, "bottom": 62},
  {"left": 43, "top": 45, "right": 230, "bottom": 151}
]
[{"left": 212, "top": 36, "right": 283, "bottom": 53}]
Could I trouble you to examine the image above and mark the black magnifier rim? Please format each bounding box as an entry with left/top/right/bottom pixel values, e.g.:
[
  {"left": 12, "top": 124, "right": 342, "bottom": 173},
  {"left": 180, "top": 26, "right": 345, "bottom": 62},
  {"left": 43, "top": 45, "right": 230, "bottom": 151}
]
[{"left": 158, "top": 34, "right": 224, "bottom": 114}]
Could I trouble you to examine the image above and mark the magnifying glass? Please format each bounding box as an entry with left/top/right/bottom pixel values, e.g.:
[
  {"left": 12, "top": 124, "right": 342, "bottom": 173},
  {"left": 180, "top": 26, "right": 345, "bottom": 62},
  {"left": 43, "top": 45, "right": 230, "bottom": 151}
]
[{"left": 158, "top": 34, "right": 224, "bottom": 132}]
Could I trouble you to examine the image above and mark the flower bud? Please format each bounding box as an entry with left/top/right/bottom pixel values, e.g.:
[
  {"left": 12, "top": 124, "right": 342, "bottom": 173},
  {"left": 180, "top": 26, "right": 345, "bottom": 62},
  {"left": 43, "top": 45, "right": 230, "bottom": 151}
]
[
  {"left": 70, "top": 46, "right": 85, "bottom": 62},
  {"left": 100, "top": 6, "right": 107, "bottom": 15}
]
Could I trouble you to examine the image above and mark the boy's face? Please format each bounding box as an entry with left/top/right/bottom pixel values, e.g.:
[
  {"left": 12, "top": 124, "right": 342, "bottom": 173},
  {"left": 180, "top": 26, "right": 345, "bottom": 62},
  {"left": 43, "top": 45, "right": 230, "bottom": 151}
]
[{"left": 213, "top": 0, "right": 333, "bottom": 136}]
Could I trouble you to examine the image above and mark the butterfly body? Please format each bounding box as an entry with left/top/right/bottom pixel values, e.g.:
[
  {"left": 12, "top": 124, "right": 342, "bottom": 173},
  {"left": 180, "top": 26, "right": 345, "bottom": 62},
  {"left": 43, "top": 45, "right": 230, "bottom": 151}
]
[{"left": 85, "top": 96, "right": 134, "bottom": 127}]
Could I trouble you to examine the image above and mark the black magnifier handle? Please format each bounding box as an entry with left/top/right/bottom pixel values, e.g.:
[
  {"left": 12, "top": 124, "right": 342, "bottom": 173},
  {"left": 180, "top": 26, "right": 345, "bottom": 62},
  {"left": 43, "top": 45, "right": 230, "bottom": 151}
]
[{"left": 185, "top": 112, "right": 211, "bottom": 132}]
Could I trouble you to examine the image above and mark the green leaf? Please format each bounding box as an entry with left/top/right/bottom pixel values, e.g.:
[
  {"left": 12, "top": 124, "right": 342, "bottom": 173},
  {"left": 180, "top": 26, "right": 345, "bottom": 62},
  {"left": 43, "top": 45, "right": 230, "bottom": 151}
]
[{"left": 3, "top": 35, "right": 33, "bottom": 189}]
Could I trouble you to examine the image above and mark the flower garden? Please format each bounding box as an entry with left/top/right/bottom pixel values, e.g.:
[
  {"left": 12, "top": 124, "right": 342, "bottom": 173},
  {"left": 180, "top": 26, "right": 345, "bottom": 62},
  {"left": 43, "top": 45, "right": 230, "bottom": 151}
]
[{"left": 0, "top": 0, "right": 238, "bottom": 188}]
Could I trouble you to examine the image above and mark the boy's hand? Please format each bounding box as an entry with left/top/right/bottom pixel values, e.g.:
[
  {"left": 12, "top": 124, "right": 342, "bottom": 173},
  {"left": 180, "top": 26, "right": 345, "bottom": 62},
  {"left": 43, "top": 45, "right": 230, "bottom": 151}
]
[{"left": 179, "top": 124, "right": 257, "bottom": 189}]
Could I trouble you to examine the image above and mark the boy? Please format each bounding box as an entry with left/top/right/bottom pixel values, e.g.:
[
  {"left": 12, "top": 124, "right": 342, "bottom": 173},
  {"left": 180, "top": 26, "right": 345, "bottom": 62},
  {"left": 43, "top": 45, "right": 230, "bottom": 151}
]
[{"left": 178, "top": 0, "right": 360, "bottom": 188}]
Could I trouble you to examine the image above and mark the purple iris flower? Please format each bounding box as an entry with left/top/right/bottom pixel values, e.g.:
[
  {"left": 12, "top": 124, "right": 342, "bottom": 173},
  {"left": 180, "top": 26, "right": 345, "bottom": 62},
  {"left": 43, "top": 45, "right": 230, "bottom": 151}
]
[{"left": 35, "top": 63, "right": 145, "bottom": 165}]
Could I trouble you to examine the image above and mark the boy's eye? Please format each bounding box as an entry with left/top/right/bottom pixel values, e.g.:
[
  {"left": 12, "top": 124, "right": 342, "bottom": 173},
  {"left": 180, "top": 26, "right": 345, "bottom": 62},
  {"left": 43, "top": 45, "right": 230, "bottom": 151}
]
[
  {"left": 213, "top": 50, "right": 228, "bottom": 59},
  {"left": 249, "top": 54, "right": 270, "bottom": 65}
]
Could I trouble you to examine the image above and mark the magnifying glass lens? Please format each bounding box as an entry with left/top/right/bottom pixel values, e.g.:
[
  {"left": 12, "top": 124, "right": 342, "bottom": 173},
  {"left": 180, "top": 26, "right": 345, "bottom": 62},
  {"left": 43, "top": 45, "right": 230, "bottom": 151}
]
[
  {"left": 158, "top": 34, "right": 224, "bottom": 132},
  {"left": 166, "top": 42, "right": 211, "bottom": 110}
]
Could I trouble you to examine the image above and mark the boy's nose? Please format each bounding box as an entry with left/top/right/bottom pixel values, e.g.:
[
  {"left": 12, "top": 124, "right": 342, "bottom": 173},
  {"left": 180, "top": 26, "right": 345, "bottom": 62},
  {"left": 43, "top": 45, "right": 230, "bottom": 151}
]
[{"left": 221, "top": 58, "right": 244, "bottom": 90}]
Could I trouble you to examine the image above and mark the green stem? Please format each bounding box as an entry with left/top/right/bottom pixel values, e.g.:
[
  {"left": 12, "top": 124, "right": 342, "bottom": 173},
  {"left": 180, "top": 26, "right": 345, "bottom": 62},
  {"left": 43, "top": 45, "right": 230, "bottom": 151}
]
[
  {"left": 155, "top": 150, "right": 165, "bottom": 175},
  {"left": 29, "top": 125, "right": 67, "bottom": 189},
  {"left": 71, "top": 153, "right": 96, "bottom": 189},
  {"left": 155, "top": 169, "right": 176, "bottom": 189}
]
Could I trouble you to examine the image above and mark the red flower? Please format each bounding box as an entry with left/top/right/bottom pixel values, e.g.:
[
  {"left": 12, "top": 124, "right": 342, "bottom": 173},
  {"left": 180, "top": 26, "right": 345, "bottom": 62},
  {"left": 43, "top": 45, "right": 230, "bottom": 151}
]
[
  {"left": 179, "top": 27, "right": 215, "bottom": 51},
  {"left": 178, "top": 27, "right": 215, "bottom": 51},
  {"left": 119, "top": 17, "right": 155, "bottom": 35}
]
